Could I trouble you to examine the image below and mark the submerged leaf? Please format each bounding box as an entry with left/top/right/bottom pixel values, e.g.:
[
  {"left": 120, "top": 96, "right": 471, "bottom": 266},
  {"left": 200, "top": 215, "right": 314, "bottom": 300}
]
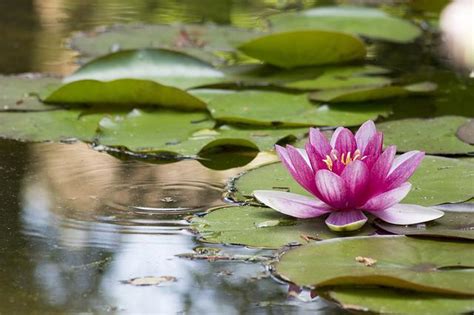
[
  {"left": 309, "top": 82, "right": 436, "bottom": 103},
  {"left": 194, "top": 89, "right": 392, "bottom": 127},
  {"left": 121, "top": 275, "right": 177, "bottom": 286},
  {"left": 191, "top": 205, "right": 375, "bottom": 249},
  {"left": 70, "top": 23, "right": 263, "bottom": 65},
  {"left": 456, "top": 119, "right": 474, "bottom": 145},
  {"left": 238, "top": 30, "right": 366, "bottom": 68},
  {"left": 269, "top": 6, "right": 421, "bottom": 43},
  {"left": 274, "top": 236, "right": 474, "bottom": 294}
]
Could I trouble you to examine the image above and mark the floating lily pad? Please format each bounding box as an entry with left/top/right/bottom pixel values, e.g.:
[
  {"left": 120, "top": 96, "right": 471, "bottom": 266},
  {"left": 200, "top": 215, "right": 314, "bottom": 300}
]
[
  {"left": 374, "top": 209, "right": 474, "bottom": 240},
  {"left": 96, "top": 109, "right": 307, "bottom": 157},
  {"left": 194, "top": 90, "right": 392, "bottom": 127},
  {"left": 0, "top": 110, "right": 103, "bottom": 142},
  {"left": 309, "top": 82, "right": 436, "bottom": 103},
  {"left": 70, "top": 23, "right": 263, "bottom": 65},
  {"left": 44, "top": 49, "right": 228, "bottom": 109},
  {"left": 274, "top": 236, "right": 474, "bottom": 295},
  {"left": 321, "top": 287, "right": 474, "bottom": 315},
  {"left": 232, "top": 156, "right": 474, "bottom": 206},
  {"left": 457, "top": 119, "right": 474, "bottom": 145},
  {"left": 269, "top": 6, "right": 421, "bottom": 43},
  {"left": 378, "top": 116, "right": 474, "bottom": 155},
  {"left": 191, "top": 205, "right": 375, "bottom": 249},
  {"left": 0, "top": 74, "right": 61, "bottom": 111},
  {"left": 238, "top": 30, "right": 366, "bottom": 68}
]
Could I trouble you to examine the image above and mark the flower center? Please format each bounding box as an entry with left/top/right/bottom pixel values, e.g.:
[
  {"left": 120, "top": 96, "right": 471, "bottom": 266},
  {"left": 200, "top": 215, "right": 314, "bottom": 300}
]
[{"left": 322, "top": 149, "right": 365, "bottom": 171}]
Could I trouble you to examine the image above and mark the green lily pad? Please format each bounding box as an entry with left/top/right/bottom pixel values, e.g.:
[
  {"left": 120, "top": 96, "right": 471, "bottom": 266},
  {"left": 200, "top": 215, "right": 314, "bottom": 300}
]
[
  {"left": 70, "top": 23, "right": 263, "bottom": 65},
  {"left": 232, "top": 156, "right": 474, "bottom": 206},
  {"left": 96, "top": 109, "right": 307, "bottom": 157},
  {"left": 0, "top": 110, "right": 103, "bottom": 142},
  {"left": 378, "top": 116, "right": 474, "bottom": 154},
  {"left": 238, "top": 30, "right": 366, "bottom": 68},
  {"left": 309, "top": 82, "right": 437, "bottom": 103},
  {"left": 194, "top": 90, "right": 392, "bottom": 127},
  {"left": 374, "top": 209, "right": 474, "bottom": 240},
  {"left": 321, "top": 287, "right": 474, "bottom": 315},
  {"left": 44, "top": 49, "right": 228, "bottom": 109},
  {"left": 0, "top": 74, "right": 61, "bottom": 111},
  {"left": 274, "top": 236, "right": 474, "bottom": 295},
  {"left": 191, "top": 205, "right": 375, "bottom": 249},
  {"left": 269, "top": 6, "right": 421, "bottom": 43}
]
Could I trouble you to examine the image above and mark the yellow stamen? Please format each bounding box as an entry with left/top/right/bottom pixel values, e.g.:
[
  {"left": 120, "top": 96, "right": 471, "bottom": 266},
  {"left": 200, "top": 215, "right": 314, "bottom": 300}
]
[
  {"left": 322, "top": 149, "right": 367, "bottom": 172},
  {"left": 323, "top": 155, "right": 333, "bottom": 171}
]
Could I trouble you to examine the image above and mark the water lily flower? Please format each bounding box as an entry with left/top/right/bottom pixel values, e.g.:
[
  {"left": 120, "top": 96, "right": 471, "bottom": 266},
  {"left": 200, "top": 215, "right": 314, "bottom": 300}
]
[{"left": 254, "top": 120, "right": 444, "bottom": 231}]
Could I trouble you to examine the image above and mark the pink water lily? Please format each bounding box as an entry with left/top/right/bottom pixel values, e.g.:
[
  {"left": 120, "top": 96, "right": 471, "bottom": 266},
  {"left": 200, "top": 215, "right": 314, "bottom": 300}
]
[{"left": 254, "top": 120, "right": 444, "bottom": 231}]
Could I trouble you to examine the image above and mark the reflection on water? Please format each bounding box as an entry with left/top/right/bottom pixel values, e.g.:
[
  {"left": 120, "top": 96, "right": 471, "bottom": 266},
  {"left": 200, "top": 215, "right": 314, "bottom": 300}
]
[
  {"left": 0, "top": 140, "right": 334, "bottom": 313},
  {"left": 0, "top": 0, "right": 318, "bottom": 74}
]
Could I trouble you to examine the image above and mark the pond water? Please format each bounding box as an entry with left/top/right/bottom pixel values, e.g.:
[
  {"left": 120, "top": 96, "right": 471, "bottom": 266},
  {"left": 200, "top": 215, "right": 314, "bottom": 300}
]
[{"left": 0, "top": 0, "right": 471, "bottom": 314}]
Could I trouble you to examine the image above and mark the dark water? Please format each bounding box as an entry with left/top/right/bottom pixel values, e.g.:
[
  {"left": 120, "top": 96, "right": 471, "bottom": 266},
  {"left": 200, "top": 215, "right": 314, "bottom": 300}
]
[{"left": 0, "top": 0, "right": 471, "bottom": 314}]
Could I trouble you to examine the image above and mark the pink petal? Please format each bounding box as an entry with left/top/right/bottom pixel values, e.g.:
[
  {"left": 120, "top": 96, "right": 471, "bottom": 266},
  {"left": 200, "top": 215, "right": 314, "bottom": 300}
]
[
  {"left": 361, "top": 131, "right": 384, "bottom": 167},
  {"left": 315, "top": 170, "right": 348, "bottom": 209},
  {"left": 369, "top": 203, "right": 444, "bottom": 225},
  {"left": 369, "top": 145, "right": 397, "bottom": 194},
  {"left": 341, "top": 160, "right": 370, "bottom": 207},
  {"left": 355, "top": 120, "right": 376, "bottom": 153},
  {"left": 309, "top": 128, "right": 332, "bottom": 157},
  {"left": 385, "top": 151, "right": 425, "bottom": 190},
  {"left": 305, "top": 143, "right": 326, "bottom": 171},
  {"left": 287, "top": 145, "right": 319, "bottom": 194},
  {"left": 253, "top": 190, "right": 332, "bottom": 219},
  {"left": 330, "top": 127, "right": 357, "bottom": 154},
  {"left": 361, "top": 182, "right": 412, "bottom": 211},
  {"left": 276, "top": 145, "right": 318, "bottom": 196},
  {"left": 325, "top": 210, "right": 368, "bottom": 231}
]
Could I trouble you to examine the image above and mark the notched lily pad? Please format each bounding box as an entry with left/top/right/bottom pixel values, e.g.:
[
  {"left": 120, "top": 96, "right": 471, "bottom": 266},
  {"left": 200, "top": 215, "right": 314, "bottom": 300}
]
[
  {"left": 321, "top": 287, "right": 474, "bottom": 315},
  {"left": 308, "top": 82, "right": 436, "bottom": 103},
  {"left": 195, "top": 89, "right": 392, "bottom": 127},
  {"left": 268, "top": 6, "right": 421, "bottom": 43},
  {"left": 238, "top": 30, "right": 366, "bottom": 68},
  {"left": 232, "top": 156, "right": 474, "bottom": 207},
  {"left": 374, "top": 209, "right": 474, "bottom": 240},
  {"left": 274, "top": 236, "right": 474, "bottom": 295},
  {"left": 44, "top": 49, "right": 228, "bottom": 110},
  {"left": 190, "top": 205, "right": 375, "bottom": 249},
  {"left": 378, "top": 116, "right": 474, "bottom": 155}
]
